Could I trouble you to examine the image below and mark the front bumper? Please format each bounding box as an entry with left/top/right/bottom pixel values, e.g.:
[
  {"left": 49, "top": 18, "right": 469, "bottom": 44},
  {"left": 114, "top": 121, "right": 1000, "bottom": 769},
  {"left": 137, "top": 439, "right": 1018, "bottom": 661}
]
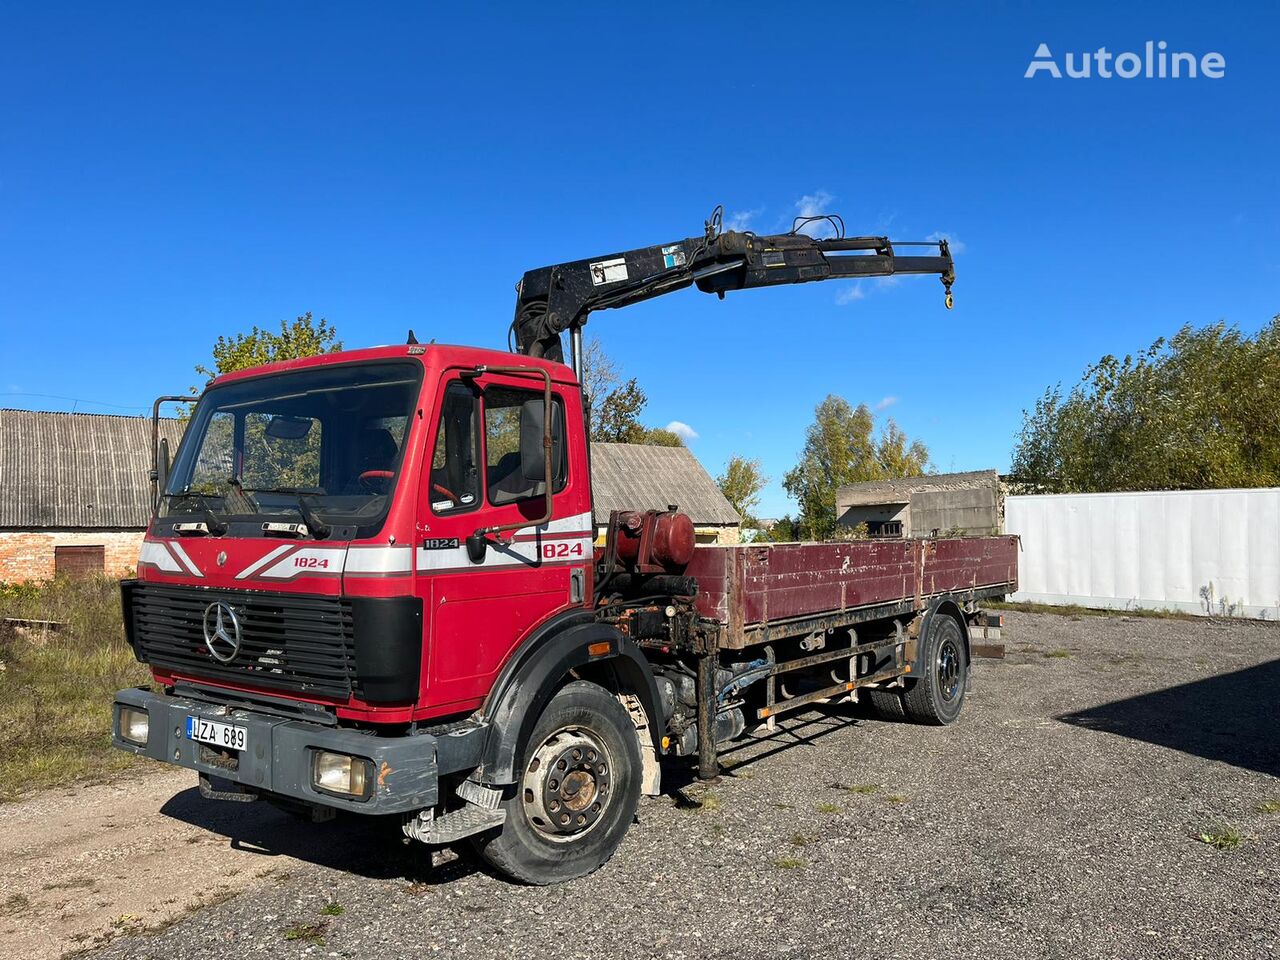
[{"left": 112, "top": 687, "right": 455, "bottom": 815}]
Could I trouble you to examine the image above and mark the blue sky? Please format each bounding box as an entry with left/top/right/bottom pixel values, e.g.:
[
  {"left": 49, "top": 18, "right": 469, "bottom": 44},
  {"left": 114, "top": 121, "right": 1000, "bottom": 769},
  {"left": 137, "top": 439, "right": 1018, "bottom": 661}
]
[{"left": 2, "top": 3, "right": 1276, "bottom": 518}]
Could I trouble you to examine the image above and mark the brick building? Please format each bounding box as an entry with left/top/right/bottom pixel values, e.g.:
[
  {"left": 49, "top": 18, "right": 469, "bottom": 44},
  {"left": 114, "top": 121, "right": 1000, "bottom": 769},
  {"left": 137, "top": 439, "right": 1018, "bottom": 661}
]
[
  {"left": 0, "top": 409, "right": 187, "bottom": 581},
  {"left": 0, "top": 409, "right": 738, "bottom": 582}
]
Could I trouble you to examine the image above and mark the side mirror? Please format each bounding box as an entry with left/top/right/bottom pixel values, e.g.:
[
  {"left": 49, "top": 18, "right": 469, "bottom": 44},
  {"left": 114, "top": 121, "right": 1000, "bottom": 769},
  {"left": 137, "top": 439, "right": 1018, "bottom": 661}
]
[
  {"left": 519, "top": 398, "right": 547, "bottom": 483},
  {"left": 466, "top": 531, "right": 488, "bottom": 564}
]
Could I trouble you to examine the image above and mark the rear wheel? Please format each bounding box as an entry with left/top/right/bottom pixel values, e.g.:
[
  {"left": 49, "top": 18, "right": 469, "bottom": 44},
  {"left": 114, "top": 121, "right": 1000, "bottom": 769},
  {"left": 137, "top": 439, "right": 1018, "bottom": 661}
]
[
  {"left": 902, "top": 613, "right": 968, "bottom": 725},
  {"left": 470, "top": 680, "right": 641, "bottom": 884},
  {"left": 865, "top": 688, "right": 908, "bottom": 721}
]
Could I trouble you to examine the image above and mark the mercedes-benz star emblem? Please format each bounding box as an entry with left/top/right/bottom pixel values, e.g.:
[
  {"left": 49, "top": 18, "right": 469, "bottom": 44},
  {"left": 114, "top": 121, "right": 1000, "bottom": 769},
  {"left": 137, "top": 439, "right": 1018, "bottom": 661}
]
[{"left": 202, "top": 601, "right": 242, "bottom": 663}]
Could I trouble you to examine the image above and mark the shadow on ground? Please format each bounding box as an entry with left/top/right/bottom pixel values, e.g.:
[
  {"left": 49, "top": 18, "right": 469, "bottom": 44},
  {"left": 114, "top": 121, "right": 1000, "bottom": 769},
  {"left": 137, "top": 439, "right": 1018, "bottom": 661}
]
[
  {"left": 158, "top": 787, "right": 472, "bottom": 883},
  {"left": 1058, "top": 658, "right": 1280, "bottom": 777}
]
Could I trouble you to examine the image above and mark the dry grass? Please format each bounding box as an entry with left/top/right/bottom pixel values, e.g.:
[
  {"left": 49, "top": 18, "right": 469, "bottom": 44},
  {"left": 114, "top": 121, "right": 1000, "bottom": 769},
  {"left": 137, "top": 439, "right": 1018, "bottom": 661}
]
[
  {"left": 0, "top": 576, "right": 153, "bottom": 802},
  {"left": 988, "top": 600, "right": 1201, "bottom": 622}
]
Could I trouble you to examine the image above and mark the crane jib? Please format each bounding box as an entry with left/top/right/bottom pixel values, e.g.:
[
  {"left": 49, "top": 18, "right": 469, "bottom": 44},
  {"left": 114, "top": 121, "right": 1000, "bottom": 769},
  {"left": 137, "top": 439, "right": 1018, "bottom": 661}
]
[{"left": 511, "top": 206, "right": 955, "bottom": 361}]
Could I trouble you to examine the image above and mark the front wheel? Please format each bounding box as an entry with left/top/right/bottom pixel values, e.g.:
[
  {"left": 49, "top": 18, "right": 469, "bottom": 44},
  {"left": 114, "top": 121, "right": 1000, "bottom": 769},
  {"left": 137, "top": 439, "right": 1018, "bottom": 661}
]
[
  {"left": 902, "top": 613, "right": 969, "bottom": 725},
  {"left": 470, "top": 680, "right": 641, "bottom": 884}
]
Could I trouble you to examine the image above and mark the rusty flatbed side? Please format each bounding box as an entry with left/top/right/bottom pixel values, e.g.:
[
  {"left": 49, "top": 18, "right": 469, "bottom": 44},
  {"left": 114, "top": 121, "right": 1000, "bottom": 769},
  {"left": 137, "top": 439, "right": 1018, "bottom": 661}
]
[{"left": 685, "top": 535, "right": 1019, "bottom": 650}]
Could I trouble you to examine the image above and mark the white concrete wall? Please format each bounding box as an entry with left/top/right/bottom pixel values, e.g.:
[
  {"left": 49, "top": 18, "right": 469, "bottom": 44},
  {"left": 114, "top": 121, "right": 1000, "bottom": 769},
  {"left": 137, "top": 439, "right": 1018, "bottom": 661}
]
[{"left": 1005, "top": 488, "right": 1280, "bottom": 620}]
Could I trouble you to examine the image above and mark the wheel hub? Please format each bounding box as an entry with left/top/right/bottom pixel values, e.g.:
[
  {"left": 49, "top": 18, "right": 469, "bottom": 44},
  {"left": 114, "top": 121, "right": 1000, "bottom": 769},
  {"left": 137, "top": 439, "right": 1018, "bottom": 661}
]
[
  {"left": 523, "top": 728, "right": 612, "bottom": 840},
  {"left": 937, "top": 637, "right": 961, "bottom": 701}
]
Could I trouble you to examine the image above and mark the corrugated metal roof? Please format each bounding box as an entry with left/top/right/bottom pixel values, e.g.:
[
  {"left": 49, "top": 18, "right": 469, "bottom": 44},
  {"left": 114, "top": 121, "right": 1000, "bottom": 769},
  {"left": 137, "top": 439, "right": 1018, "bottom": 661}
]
[
  {"left": 0, "top": 409, "right": 186, "bottom": 528},
  {"left": 591, "top": 443, "right": 740, "bottom": 525},
  {"left": 0, "top": 410, "right": 739, "bottom": 530}
]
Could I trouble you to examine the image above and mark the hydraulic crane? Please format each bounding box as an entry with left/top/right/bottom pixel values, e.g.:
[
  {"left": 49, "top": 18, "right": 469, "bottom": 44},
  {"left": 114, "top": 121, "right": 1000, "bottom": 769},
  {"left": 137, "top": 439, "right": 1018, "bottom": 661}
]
[{"left": 511, "top": 204, "right": 956, "bottom": 371}]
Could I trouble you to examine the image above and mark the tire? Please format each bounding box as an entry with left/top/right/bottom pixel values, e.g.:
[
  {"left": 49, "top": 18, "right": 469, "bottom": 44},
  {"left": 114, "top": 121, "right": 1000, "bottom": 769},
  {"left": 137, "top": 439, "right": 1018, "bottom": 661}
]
[
  {"left": 865, "top": 688, "right": 908, "bottom": 721},
  {"left": 902, "top": 612, "right": 968, "bottom": 725},
  {"left": 470, "top": 680, "right": 641, "bottom": 884}
]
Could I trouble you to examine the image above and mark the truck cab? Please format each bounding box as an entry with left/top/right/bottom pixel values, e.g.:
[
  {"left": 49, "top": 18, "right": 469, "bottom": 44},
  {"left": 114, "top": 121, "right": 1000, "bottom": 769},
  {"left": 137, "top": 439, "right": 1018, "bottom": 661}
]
[
  {"left": 116, "top": 344, "right": 663, "bottom": 882},
  {"left": 130, "top": 344, "right": 591, "bottom": 720}
]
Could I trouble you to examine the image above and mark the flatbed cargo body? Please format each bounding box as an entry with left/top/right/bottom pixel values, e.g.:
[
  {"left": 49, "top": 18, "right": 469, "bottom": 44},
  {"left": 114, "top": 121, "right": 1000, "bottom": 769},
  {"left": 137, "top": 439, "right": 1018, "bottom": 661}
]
[{"left": 685, "top": 535, "right": 1019, "bottom": 649}]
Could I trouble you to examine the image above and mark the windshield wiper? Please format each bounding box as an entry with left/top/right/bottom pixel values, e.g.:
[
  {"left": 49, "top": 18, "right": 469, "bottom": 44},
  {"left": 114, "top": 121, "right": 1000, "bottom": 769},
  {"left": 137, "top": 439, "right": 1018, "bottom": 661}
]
[
  {"left": 164, "top": 492, "right": 229, "bottom": 536},
  {"left": 243, "top": 487, "right": 331, "bottom": 539}
]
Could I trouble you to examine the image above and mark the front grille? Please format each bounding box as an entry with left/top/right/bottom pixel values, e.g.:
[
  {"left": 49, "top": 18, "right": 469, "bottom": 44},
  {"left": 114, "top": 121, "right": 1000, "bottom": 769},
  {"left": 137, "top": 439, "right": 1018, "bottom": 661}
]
[{"left": 130, "top": 583, "right": 356, "bottom": 699}]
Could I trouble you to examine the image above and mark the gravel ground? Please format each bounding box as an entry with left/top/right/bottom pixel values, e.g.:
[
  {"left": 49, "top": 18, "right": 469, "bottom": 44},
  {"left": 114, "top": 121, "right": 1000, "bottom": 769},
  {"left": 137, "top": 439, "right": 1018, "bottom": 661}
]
[{"left": 92, "top": 611, "right": 1280, "bottom": 960}]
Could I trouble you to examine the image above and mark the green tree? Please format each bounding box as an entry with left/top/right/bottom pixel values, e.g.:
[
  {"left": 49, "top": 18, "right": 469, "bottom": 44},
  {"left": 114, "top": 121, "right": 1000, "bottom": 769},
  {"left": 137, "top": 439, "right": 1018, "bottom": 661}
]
[
  {"left": 195, "top": 312, "right": 342, "bottom": 383},
  {"left": 1011, "top": 317, "right": 1280, "bottom": 492},
  {"left": 763, "top": 515, "right": 798, "bottom": 542},
  {"left": 593, "top": 378, "right": 650, "bottom": 443},
  {"left": 640, "top": 427, "right": 684, "bottom": 447},
  {"left": 783, "top": 395, "right": 930, "bottom": 541},
  {"left": 583, "top": 337, "right": 684, "bottom": 446},
  {"left": 717, "top": 456, "right": 768, "bottom": 526},
  {"left": 191, "top": 312, "right": 342, "bottom": 488}
]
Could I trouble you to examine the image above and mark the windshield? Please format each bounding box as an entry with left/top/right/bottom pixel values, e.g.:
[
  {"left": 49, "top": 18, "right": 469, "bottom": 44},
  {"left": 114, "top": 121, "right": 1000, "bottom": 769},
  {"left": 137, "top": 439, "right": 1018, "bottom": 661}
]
[{"left": 164, "top": 361, "right": 421, "bottom": 538}]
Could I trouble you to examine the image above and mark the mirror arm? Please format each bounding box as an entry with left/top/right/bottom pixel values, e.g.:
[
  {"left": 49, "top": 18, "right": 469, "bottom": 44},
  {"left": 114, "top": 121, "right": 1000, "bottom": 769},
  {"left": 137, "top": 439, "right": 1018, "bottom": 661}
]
[{"left": 151, "top": 394, "right": 189, "bottom": 510}]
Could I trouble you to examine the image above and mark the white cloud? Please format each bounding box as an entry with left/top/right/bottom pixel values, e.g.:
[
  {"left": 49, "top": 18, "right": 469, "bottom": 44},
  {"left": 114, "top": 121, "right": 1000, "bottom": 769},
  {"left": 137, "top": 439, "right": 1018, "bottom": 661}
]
[
  {"left": 793, "top": 191, "right": 837, "bottom": 236},
  {"left": 874, "top": 396, "right": 898, "bottom": 411},
  {"left": 724, "top": 207, "right": 762, "bottom": 231},
  {"left": 665, "top": 420, "right": 699, "bottom": 442},
  {"left": 835, "top": 284, "right": 866, "bottom": 305},
  {"left": 926, "top": 231, "right": 966, "bottom": 255},
  {"left": 875, "top": 275, "right": 901, "bottom": 290}
]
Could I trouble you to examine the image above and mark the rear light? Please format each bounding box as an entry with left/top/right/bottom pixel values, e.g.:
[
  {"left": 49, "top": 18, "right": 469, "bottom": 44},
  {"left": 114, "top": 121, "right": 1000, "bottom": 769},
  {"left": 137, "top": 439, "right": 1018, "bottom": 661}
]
[
  {"left": 312, "top": 750, "right": 373, "bottom": 799},
  {"left": 119, "top": 706, "right": 150, "bottom": 746}
]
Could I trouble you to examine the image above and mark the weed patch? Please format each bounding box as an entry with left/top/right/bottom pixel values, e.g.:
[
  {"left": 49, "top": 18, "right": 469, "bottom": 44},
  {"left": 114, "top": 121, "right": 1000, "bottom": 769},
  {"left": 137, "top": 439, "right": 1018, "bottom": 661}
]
[
  {"left": 1197, "top": 825, "right": 1244, "bottom": 850},
  {"left": 0, "top": 576, "right": 153, "bottom": 801},
  {"left": 283, "top": 921, "right": 329, "bottom": 944}
]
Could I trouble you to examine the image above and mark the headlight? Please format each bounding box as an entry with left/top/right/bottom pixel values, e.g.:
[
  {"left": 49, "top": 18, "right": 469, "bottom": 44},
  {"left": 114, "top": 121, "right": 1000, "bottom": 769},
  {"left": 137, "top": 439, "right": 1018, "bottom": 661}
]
[
  {"left": 312, "top": 750, "right": 373, "bottom": 799},
  {"left": 119, "top": 706, "right": 149, "bottom": 746}
]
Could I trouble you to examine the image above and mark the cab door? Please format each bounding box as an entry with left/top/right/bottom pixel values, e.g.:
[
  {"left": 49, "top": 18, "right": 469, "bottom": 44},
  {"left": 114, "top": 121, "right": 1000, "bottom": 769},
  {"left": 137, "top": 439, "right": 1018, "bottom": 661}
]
[{"left": 416, "top": 368, "right": 590, "bottom": 711}]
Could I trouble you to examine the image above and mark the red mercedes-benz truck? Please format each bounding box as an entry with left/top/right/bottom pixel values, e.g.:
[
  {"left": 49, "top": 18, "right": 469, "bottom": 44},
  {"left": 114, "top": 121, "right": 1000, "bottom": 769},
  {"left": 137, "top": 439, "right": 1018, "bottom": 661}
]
[{"left": 113, "top": 209, "right": 1016, "bottom": 883}]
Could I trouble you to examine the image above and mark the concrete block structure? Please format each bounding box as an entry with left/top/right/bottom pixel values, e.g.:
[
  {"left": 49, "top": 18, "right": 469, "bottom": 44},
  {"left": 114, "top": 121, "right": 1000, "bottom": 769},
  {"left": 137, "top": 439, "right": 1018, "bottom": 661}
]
[{"left": 835, "top": 469, "right": 1001, "bottom": 538}]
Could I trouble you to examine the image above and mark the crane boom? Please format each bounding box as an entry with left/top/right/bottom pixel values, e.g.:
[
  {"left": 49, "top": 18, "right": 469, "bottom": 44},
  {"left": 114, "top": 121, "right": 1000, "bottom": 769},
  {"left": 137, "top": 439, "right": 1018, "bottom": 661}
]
[{"left": 511, "top": 206, "right": 955, "bottom": 363}]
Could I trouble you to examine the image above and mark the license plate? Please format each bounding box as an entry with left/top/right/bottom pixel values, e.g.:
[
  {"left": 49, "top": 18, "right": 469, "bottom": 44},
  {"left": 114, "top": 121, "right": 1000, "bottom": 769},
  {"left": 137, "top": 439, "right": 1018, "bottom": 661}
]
[{"left": 186, "top": 716, "right": 248, "bottom": 752}]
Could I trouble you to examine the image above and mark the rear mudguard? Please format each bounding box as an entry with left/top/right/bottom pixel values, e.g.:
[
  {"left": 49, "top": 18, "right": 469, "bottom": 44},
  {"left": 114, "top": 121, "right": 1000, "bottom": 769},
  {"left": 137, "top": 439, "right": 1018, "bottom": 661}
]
[{"left": 474, "top": 612, "right": 664, "bottom": 787}]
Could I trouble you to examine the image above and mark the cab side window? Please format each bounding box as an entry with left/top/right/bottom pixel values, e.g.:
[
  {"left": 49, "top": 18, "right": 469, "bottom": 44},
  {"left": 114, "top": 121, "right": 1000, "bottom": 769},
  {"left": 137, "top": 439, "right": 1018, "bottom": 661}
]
[
  {"left": 429, "top": 381, "right": 481, "bottom": 514},
  {"left": 484, "top": 386, "right": 567, "bottom": 506}
]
